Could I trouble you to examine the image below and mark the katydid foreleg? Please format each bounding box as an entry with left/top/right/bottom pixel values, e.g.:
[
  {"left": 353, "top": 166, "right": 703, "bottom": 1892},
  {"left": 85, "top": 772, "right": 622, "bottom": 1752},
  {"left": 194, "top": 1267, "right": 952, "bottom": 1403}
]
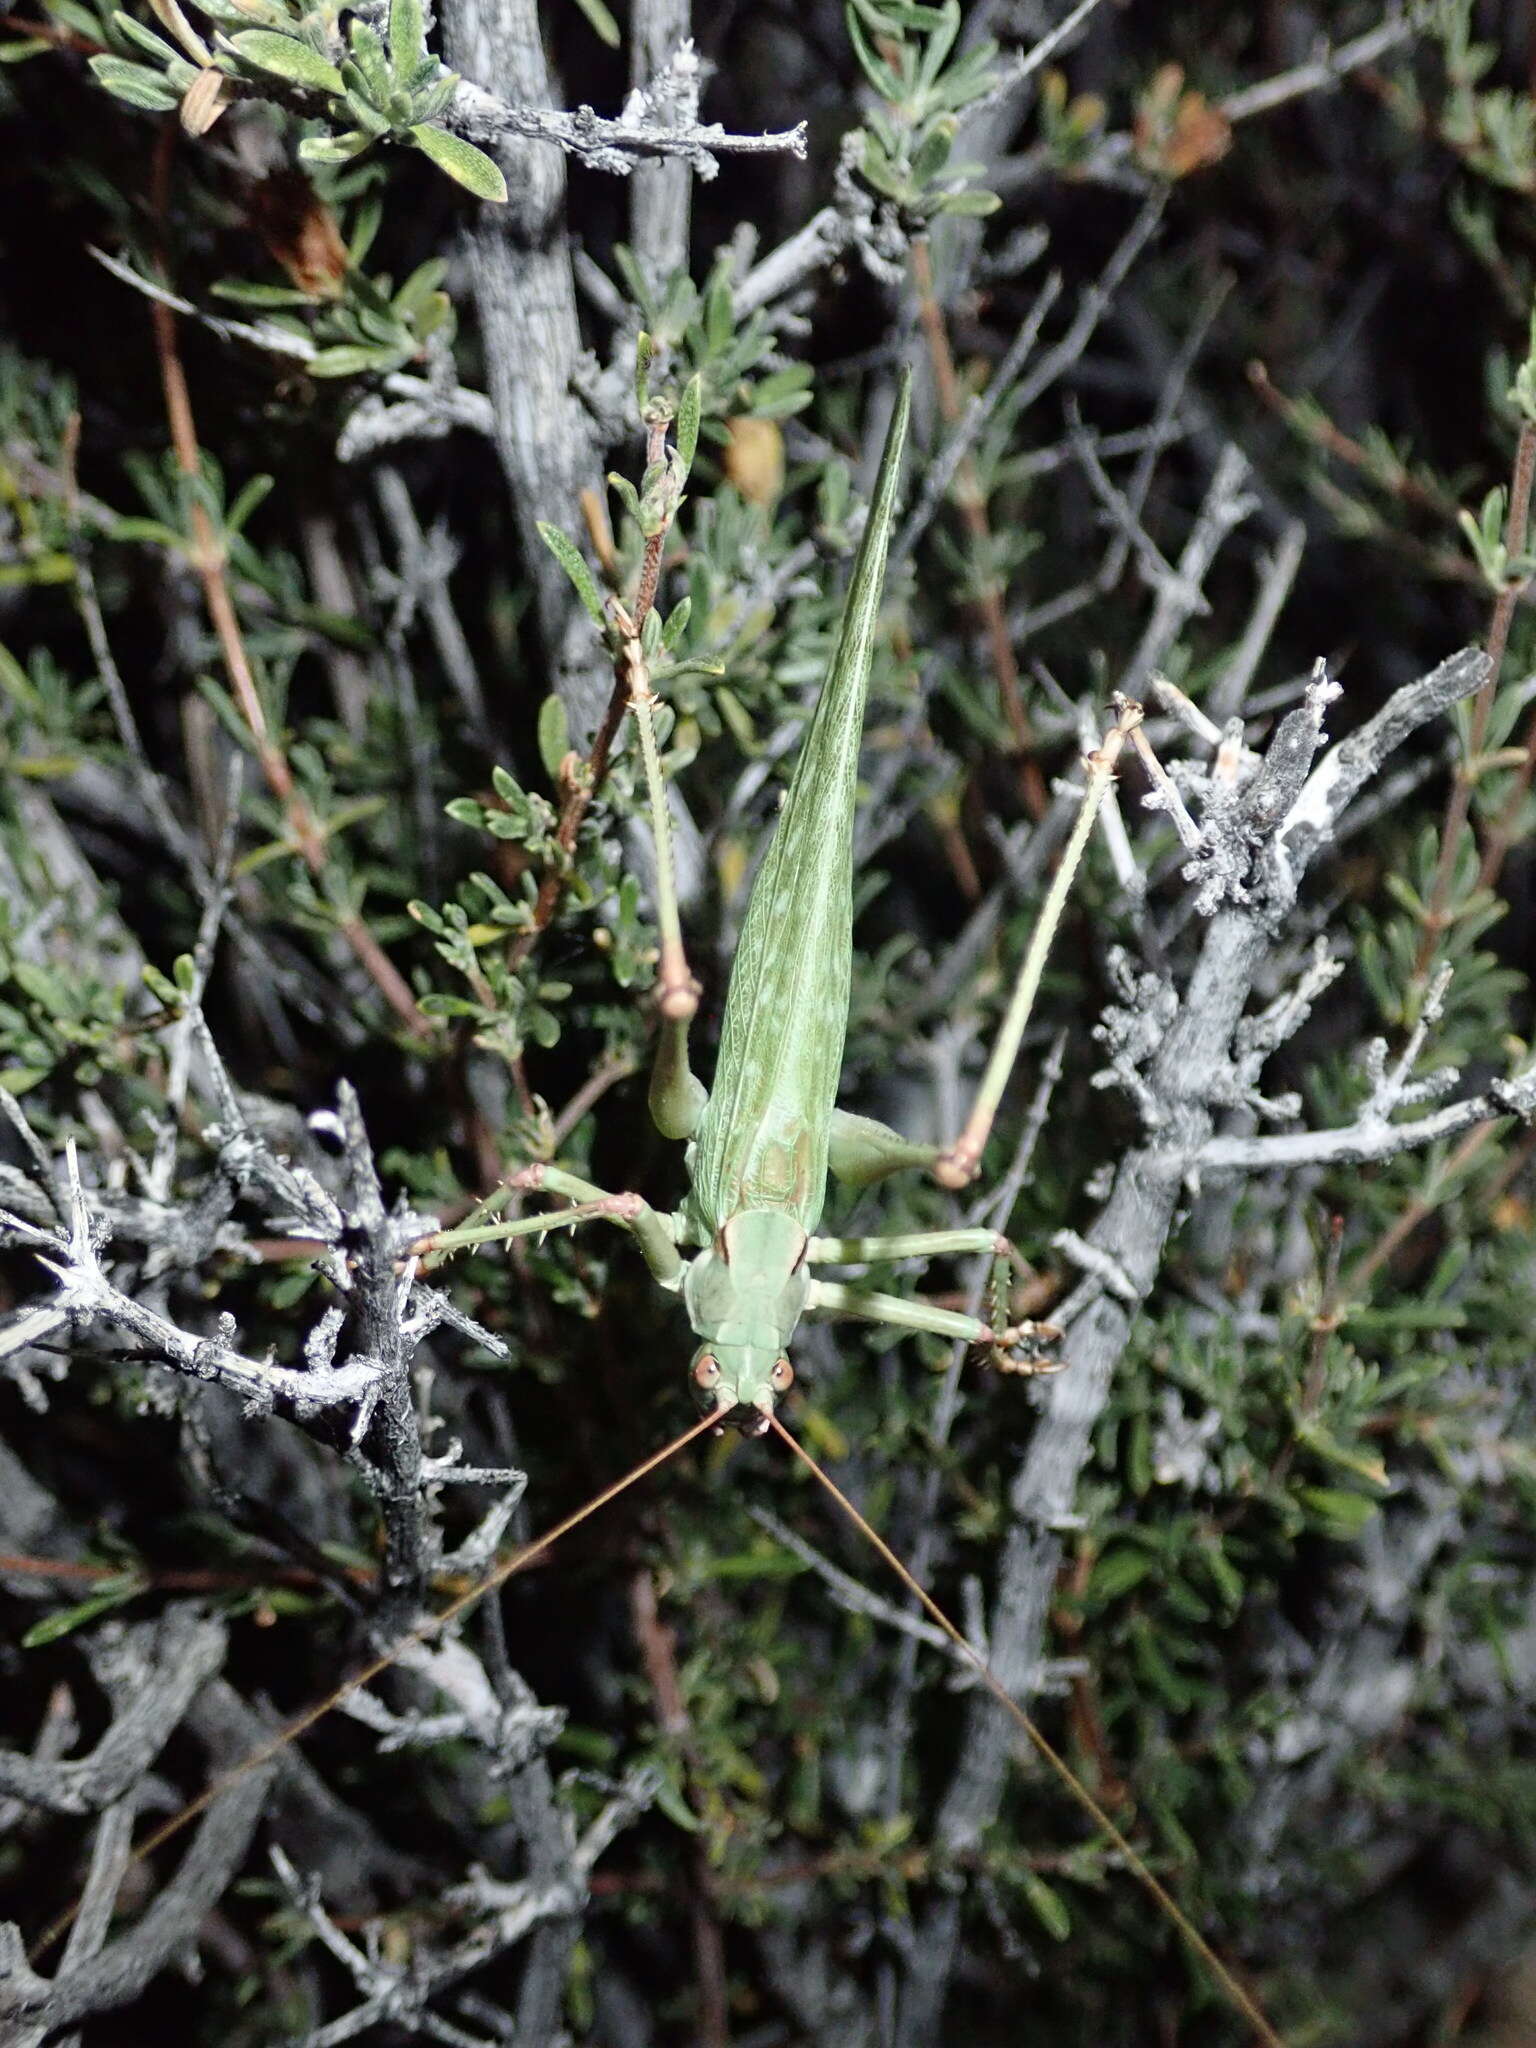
[{"left": 419, "top": 1162, "right": 683, "bottom": 1290}]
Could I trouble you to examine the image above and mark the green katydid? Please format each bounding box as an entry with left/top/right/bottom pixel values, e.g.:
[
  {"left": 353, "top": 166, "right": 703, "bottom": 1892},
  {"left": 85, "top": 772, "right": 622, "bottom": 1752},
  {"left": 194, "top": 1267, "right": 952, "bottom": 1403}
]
[
  {"left": 433, "top": 370, "right": 1140, "bottom": 1439},
  {"left": 34, "top": 371, "right": 1280, "bottom": 2047},
  {"left": 410, "top": 373, "right": 1282, "bottom": 2036}
]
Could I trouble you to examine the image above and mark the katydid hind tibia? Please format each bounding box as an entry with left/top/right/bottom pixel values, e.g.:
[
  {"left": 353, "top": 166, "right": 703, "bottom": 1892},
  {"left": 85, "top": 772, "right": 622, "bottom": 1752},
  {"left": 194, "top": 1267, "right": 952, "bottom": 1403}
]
[{"left": 443, "top": 368, "right": 1141, "bottom": 1436}]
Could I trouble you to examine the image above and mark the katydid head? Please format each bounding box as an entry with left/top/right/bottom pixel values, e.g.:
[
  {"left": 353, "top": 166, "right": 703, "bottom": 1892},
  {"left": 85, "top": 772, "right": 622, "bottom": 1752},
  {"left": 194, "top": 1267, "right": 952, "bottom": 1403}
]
[
  {"left": 682, "top": 1210, "right": 808, "bottom": 1432},
  {"left": 691, "top": 1343, "right": 794, "bottom": 1434}
]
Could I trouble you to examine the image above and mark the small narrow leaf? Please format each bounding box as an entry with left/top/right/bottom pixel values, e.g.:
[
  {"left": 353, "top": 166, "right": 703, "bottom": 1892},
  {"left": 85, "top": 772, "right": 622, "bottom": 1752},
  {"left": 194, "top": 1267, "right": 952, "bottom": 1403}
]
[
  {"left": 230, "top": 27, "right": 344, "bottom": 89},
  {"left": 308, "top": 343, "right": 395, "bottom": 377},
  {"left": 179, "top": 64, "right": 231, "bottom": 134},
  {"left": 937, "top": 186, "right": 1001, "bottom": 217},
  {"left": 211, "top": 279, "right": 316, "bottom": 306},
  {"left": 22, "top": 1576, "right": 144, "bottom": 1647},
  {"left": 112, "top": 13, "right": 182, "bottom": 65},
  {"left": 675, "top": 372, "right": 702, "bottom": 482},
  {"left": 299, "top": 130, "right": 372, "bottom": 164},
  {"left": 607, "top": 473, "right": 643, "bottom": 527},
  {"left": 388, "top": 0, "right": 422, "bottom": 78},
  {"left": 570, "top": 0, "right": 620, "bottom": 46},
  {"left": 144, "top": 0, "right": 211, "bottom": 63},
  {"left": 1020, "top": 1870, "right": 1072, "bottom": 1943},
  {"left": 652, "top": 1776, "right": 701, "bottom": 1833},
  {"left": 536, "top": 522, "right": 608, "bottom": 631},
  {"left": 89, "top": 54, "right": 181, "bottom": 109},
  {"left": 537, "top": 694, "right": 570, "bottom": 784},
  {"left": 408, "top": 123, "right": 507, "bottom": 202}
]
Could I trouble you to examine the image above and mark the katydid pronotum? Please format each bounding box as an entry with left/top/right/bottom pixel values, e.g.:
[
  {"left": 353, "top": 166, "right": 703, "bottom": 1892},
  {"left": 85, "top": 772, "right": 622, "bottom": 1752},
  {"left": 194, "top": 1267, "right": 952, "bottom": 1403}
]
[{"left": 33, "top": 371, "right": 1282, "bottom": 2044}]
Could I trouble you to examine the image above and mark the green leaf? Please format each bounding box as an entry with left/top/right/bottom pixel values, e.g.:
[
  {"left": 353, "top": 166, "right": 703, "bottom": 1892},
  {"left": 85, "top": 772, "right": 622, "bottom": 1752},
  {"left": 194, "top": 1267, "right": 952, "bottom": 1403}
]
[
  {"left": 23, "top": 1576, "right": 144, "bottom": 1647},
  {"left": 340, "top": 80, "right": 392, "bottom": 135},
  {"left": 1088, "top": 1544, "right": 1156, "bottom": 1603},
  {"left": 607, "top": 473, "right": 643, "bottom": 528},
  {"left": 89, "top": 53, "right": 181, "bottom": 109},
  {"left": 211, "top": 279, "right": 317, "bottom": 306},
  {"left": 675, "top": 372, "right": 702, "bottom": 482},
  {"left": 344, "top": 17, "right": 391, "bottom": 99},
  {"left": 393, "top": 256, "right": 447, "bottom": 316},
  {"left": 229, "top": 28, "right": 344, "bottom": 90},
  {"left": 141, "top": 962, "right": 180, "bottom": 1006},
  {"left": 569, "top": 0, "right": 620, "bottom": 47},
  {"left": 1020, "top": 1870, "right": 1072, "bottom": 1943},
  {"left": 652, "top": 1775, "right": 701, "bottom": 1833},
  {"left": 935, "top": 186, "right": 1001, "bottom": 217},
  {"left": 1296, "top": 1486, "right": 1379, "bottom": 1541},
  {"left": 407, "top": 123, "right": 507, "bottom": 202},
  {"left": 388, "top": 0, "right": 422, "bottom": 78},
  {"left": 111, "top": 12, "right": 182, "bottom": 64},
  {"left": 225, "top": 472, "right": 275, "bottom": 537},
  {"left": 1295, "top": 1420, "right": 1390, "bottom": 1490},
  {"left": 538, "top": 693, "right": 571, "bottom": 784},
  {"left": 536, "top": 522, "right": 608, "bottom": 631},
  {"left": 298, "top": 130, "right": 373, "bottom": 164},
  {"left": 308, "top": 343, "right": 396, "bottom": 377},
  {"left": 846, "top": 5, "right": 903, "bottom": 102}
]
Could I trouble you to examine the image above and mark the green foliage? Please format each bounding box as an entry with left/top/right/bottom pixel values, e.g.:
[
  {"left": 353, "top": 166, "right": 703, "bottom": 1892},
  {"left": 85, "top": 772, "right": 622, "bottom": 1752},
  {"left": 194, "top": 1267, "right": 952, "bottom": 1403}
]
[
  {"left": 6, "top": 5, "right": 1536, "bottom": 2043},
  {"left": 846, "top": 0, "right": 1003, "bottom": 220},
  {"left": 84, "top": 0, "right": 505, "bottom": 200}
]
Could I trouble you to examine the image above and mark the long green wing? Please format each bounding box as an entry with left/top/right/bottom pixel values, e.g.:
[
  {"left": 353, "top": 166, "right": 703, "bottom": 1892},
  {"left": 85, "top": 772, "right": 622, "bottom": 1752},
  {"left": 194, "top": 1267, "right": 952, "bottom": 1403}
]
[{"left": 689, "top": 372, "right": 911, "bottom": 1236}]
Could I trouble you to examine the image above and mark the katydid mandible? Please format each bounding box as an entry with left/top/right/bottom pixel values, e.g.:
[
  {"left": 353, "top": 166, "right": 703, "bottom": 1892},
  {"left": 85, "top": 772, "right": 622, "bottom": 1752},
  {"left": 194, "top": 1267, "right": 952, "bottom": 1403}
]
[{"left": 432, "top": 370, "right": 1141, "bottom": 1434}]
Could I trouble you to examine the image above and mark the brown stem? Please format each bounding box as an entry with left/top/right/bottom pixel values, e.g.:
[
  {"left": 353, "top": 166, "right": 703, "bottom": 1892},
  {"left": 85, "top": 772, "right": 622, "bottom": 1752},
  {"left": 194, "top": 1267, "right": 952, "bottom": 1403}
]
[
  {"left": 504, "top": 664, "right": 632, "bottom": 974},
  {"left": 1344, "top": 1120, "right": 1497, "bottom": 1297},
  {"left": 505, "top": 417, "right": 686, "bottom": 978},
  {"left": 1247, "top": 360, "right": 1461, "bottom": 520},
  {"left": 910, "top": 237, "right": 1046, "bottom": 817},
  {"left": 549, "top": 1051, "right": 638, "bottom": 1149},
  {"left": 0, "top": 6, "right": 104, "bottom": 48}
]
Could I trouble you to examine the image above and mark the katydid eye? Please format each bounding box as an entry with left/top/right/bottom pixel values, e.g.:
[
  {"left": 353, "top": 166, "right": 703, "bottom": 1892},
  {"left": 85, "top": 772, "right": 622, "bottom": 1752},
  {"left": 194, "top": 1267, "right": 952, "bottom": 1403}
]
[
  {"left": 770, "top": 1357, "right": 794, "bottom": 1393},
  {"left": 693, "top": 1356, "right": 721, "bottom": 1389}
]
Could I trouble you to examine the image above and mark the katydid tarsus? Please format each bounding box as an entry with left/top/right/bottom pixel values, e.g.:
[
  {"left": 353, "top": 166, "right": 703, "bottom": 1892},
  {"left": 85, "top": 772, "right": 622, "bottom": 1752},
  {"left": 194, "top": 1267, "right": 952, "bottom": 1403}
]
[{"left": 36, "top": 372, "right": 1282, "bottom": 2045}]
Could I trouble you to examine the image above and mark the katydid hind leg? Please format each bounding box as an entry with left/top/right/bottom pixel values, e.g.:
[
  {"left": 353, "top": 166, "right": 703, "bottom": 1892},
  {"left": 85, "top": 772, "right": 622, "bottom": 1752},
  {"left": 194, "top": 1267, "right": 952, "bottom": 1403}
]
[
  {"left": 827, "top": 1106, "right": 940, "bottom": 1189},
  {"left": 933, "top": 697, "right": 1143, "bottom": 1190},
  {"left": 649, "top": 1010, "right": 707, "bottom": 1140}
]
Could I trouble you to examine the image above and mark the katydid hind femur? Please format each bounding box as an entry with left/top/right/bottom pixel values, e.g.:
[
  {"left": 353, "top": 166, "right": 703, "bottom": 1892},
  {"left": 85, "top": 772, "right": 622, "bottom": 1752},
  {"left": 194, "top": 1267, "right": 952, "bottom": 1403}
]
[{"left": 430, "top": 370, "right": 1139, "bottom": 1433}]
